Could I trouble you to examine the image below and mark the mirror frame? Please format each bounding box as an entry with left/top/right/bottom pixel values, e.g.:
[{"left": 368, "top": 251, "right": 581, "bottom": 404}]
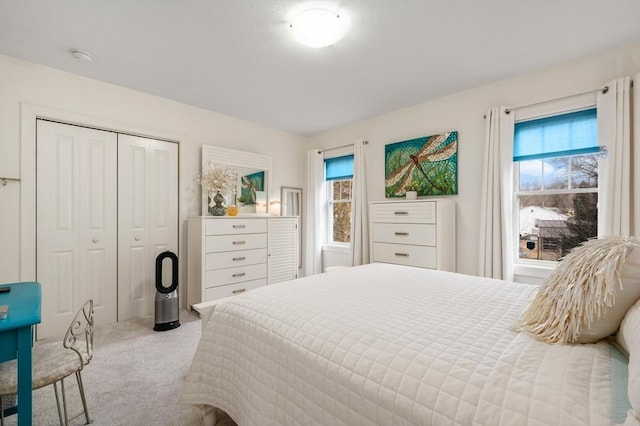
[
  {"left": 280, "top": 186, "right": 303, "bottom": 269},
  {"left": 280, "top": 186, "right": 302, "bottom": 217},
  {"left": 201, "top": 145, "right": 272, "bottom": 215}
]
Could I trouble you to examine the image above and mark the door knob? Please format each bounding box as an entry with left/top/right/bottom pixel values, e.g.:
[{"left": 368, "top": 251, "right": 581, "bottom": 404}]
[
  {"left": 134, "top": 236, "right": 141, "bottom": 241},
  {"left": 92, "top": 238, "right": 100, "bottom": 243}
]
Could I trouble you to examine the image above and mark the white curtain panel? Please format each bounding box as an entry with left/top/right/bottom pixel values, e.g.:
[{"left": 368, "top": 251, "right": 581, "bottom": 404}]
[
  {"left": 350, "top": 138, "right": 370, "bottom": 266},
  {"left": 597, "top": 76, "right": 639, "bottom": 237},
  {"left": 635, "top": 72, "right": 640, "bottom": 236},
  {"left": 304, "top": 149, "right": 326, "bottom": 276},
  {"left": 478, "top": 106, "right": 515, "bottom": 280}
]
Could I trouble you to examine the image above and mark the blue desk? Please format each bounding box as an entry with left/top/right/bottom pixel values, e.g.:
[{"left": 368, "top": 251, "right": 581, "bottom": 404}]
[{"left": 0, "top": 282, "right": 41, "bottom": 426}]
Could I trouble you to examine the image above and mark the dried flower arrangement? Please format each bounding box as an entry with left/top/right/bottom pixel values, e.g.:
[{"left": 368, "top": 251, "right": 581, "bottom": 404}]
[{"left": 197, "top": 162, "right": 238, "bottom": 196}]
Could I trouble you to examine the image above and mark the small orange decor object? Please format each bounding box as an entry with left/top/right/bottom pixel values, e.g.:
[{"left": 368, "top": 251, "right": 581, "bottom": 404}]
[{"left": 227, "top": 205, "right": 239, "bottom": 216}]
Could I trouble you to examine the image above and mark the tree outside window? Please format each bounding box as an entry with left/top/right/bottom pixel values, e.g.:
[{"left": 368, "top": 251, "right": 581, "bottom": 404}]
[
  {"left": 517, "top": 154, "right": 598, "bottom": 261},
  {"left": 325, "top": 154, "right": 354, "bottom": 245},
  {"left": 328, "top": 179, "right": 352, "bottom": 243}
]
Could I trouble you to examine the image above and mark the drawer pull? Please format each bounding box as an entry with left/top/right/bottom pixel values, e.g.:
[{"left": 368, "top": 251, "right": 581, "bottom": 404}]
[
  {"left": 394, "top": 232, "right": 409, "bottom": 236},
  {"left": 394, "top": 211, "right": 409, "bottom": 215},
  {"left": 395, "top": 252, "right": 410, "bottom": 257},
  {"left": 232, "top": 256, "right": 246, "bottom": 261},
  {"left": 232, "top": 241, "right": 246, "bottom": 245},
  {"left": 232, "top": 272, "right": 246, "bottom": 278},
  {"left": 232, "top": 288, "right": 246, "bottom": 295},
  {"left": 232, "top": 224, "right": 246, "bottom": 229}
]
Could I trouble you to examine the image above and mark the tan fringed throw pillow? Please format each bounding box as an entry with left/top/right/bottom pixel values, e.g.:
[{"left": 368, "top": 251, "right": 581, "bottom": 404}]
[{"left": 517, "top": 236, "right": 640, "bottom": 344}]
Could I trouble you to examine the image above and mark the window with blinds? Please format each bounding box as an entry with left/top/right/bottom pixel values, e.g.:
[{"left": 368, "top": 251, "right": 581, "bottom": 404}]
[
  {"left": 325, "top": 154, "right": 354, "bottom": 244},
  {"left": 514, "top": 108, "right": 599, "bottom": 262}
]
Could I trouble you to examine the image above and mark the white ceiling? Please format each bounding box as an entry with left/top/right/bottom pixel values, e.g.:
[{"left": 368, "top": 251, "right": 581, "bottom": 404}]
[{"left": 1, "top": 0, "right": 639, "bottom": 136}]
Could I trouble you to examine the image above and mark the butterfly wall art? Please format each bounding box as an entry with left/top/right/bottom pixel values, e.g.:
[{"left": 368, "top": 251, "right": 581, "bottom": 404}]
[{"left": 384, "top": 131, "right": 458, "bottom": 197}]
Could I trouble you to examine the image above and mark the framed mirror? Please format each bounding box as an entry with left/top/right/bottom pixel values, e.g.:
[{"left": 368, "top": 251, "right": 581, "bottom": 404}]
[
  {"left": 280, "top": 186, "right": 302, "bottom": 217},
  {"left": 201, "top": 145, "right": 272, "bottom": 215},
  {"left": 281, "top": 186, "right": 302, "bottom": 268}
]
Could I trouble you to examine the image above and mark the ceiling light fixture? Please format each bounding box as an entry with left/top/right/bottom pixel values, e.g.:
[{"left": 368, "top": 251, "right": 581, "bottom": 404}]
[
  {"left": 70, "top": 48, "right": 93, "bottom": 63},
  {"left": 289, "top": 8, "right": 348, "bottom": 48}
]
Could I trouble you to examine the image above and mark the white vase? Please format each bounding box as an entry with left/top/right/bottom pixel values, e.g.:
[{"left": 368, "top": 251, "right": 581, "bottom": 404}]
[{"left": 406, "top": 191, "right": 417, "bottom": 200}]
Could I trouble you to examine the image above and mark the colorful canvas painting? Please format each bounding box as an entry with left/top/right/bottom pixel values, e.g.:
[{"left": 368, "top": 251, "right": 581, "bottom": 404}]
[
  {"left": 240, "top": 171, "right": 265, "bottom": 205},
  {"left": 385, "top": 131, "right": 458, "bottom": 197}
]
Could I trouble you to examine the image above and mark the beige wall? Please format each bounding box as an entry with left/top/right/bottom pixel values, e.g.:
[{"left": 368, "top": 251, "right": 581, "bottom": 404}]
[
  {"left": 307, "top": 42, "right": 640, "bottom": 278},
  {"left": 2, "top": 41, "right": 640, "bottom": 287},
  {"left": 0, "top": 54, "right": 306, "bottom": 287}
]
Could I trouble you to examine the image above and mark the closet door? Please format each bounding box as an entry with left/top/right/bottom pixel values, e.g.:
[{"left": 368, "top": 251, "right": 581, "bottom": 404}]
[
  {"left": 36, "top": 120, "right": 117, "bottom": 339},
  {"left": 118, "top": 134, "right": 178, "bottom": 321}
]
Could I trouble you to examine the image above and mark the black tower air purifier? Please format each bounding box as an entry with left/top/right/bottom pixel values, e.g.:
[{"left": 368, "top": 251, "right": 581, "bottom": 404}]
[{"left": 154, "top": 251, "right": 180, "bottom": 331}]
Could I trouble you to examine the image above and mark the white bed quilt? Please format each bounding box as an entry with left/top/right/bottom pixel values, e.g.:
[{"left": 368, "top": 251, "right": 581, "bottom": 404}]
[{"left": 180, "top": 263, "right": 614, "bottom": 425}]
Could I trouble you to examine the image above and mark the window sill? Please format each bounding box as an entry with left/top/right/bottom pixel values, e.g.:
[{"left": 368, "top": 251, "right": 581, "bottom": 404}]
[
  {"left": 322, "top": 243, "right": 350, "bottom": 254},
  {"left": 513, "top": 260, "right": 557, "bottom": 280}
]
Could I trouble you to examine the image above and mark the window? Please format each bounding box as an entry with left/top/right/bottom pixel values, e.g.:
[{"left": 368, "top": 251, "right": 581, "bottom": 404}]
[
  {"left": 325, "top": 154, "right": 354, "bottom": 244},
  {"left": 514, "top": 108, "right": 599, "bottom": 262}
]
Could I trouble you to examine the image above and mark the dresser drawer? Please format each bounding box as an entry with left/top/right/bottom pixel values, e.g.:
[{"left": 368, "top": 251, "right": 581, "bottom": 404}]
[
  {"left": 372, "top": 242, "right": 436, "bottom": 269},
  {"left": 372, "top": 223, "right": 436, "bottom": 246},
  {"left": 372, "top": 202, "right": 436, "bottom": 223},
  {"left": 205, "top": 248, "right": 267, "bottom": 270},
  {"left": 204, "top": 279, "right": 267, "bottom": 301},
  {"left": 205, "top": 218, "right": 267, "bottom": 235},
  {"left": 205, "top": 233, "right": 267, "bottom": 253},
  {"left": 205, "top": 263, "right": 267, "bottom": 288}
]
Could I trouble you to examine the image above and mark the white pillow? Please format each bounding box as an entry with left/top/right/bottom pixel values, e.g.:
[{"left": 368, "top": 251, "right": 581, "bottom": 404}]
[
  {"left": 618, "top": 299, "right": 640, "bottom": 425},
  {"left": 518, "top": 236, "right": 640, "bottom": 344},
  {"left": 579, "top": 246, "right": 640, "bottom": 343}
]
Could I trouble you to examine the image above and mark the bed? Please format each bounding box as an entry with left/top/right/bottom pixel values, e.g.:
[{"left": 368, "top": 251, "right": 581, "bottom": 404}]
[{"left": 180, "top": 262, "right": 634, "bottom": 425}]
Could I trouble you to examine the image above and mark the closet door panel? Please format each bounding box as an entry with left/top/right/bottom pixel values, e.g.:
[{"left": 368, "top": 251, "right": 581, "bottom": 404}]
[
  {"left": 148, "top": 140, "right": 178, "bottom": 252},
  {"left": 118, "top": 135, "right": 151, "bottom": 320},
  {"left": 79, "top": 128, "right": 118, "bottom": 327},
  {"left": 85, "top": 249, "right": 108, "bottom": 307},
  {"left": 118, "top": 134, "right": 178, "bottom": 321},
  {"left": 128, "top": 245, "right": 148, "bottom": 301},
  {"left": 151, "top": 147, "right": 170, "bottom": 227},
  {"left": 37, "top": 121, "right": 117, "bottom": 340},
  {"left": 131, "top": 146, "right": 147, "bottom": 229},
  {"left": 52, "top": 251, "right": 75, "bottom": 313}
]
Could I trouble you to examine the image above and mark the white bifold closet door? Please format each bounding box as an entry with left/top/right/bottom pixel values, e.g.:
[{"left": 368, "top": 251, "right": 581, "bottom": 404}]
[
  {"left": 37, "top": 121, "right": 178, "bottom": 339},
  {"left": 117, "top": 134, "right": 178, "bottom": 321},
  {"left": 36, "top": 120, "right": 118, "bottom": 340}
]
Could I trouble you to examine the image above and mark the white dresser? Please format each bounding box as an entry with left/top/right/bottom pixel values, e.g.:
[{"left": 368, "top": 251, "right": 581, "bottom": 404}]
[
  {"left": 187, "top": 216, "right": 299, "bottom": 307},
  {"left": 369, "top": 200, "right": 455, "bottom": 272}
]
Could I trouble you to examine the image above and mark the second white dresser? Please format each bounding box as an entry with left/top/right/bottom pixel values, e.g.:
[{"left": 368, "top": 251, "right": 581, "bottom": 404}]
[{"left": 369, "top": 200, "right": 455, "bottom": 272}]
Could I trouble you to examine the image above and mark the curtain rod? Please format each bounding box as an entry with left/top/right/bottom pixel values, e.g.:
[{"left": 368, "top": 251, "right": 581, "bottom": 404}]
[
  {"left": 483, "top": 84, "right": 612, "bottom": 118},
  {"left": 505, "top": 85, "right": 609, "bottom": 115},
  {"left": 318, "top": 140, "right": 368, "bottom": 154}
]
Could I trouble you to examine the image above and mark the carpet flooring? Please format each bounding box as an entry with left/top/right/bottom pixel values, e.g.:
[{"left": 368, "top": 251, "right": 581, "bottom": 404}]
[{"left": 2, "top": 310, "right": 235, "bottom": 426}]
